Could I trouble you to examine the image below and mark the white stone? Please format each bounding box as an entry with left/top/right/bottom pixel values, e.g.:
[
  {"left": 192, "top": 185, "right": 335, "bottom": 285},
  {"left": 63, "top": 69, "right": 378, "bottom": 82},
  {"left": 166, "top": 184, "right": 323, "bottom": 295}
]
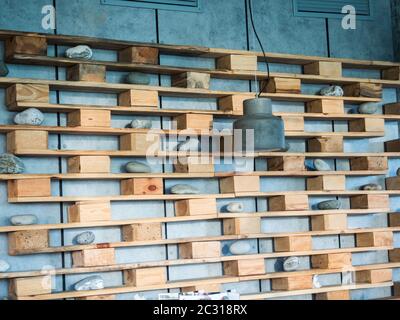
[
  {"left": 170, "top": 184, "right": 200, "bottom": 194},
  {"left": 283, "top": 256, "right": 300, "bottom": 272},
  {"left": 313, "top": 275, "right": 322, "bottom": 288},
  {"left": 319, "top": 85, "right": 344, "bottom": 97},
  {"left": 65, "top": 45, "right": 93, "bottom": 60},
  {"left": 128, "top": 119, "right": 152, "bottom": 129},
  {"left": 226, "top": 202, "right": 244, "bottom": 213},
  {"left": 0, "top": 260, "right": 10, "bottom": 272},
  {"left": 229, "top": 241, "right": 251, "bottom": 255},
  {"left": 313, "top": 159, "right": 330, "bottom": 171},
  {"left": 14, "top": 108, "right": 44, "bottom": 126},
  {"left": 177, "top": 139, "right": 200, "bottom": 152},
  {"left": 10, "top": 214, "right": 38, "bottom": 226},
  {"left": 74, "top": 275, "right": 104, "bottom": 291}
]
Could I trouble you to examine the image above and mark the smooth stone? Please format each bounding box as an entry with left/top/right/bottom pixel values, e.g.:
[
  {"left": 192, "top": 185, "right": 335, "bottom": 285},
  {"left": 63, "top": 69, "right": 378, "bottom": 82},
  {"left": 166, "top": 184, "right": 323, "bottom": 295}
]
[
  {"left": 14, "top": 108, "right": 44, "bottom": 126},
  {"left": 313, "top": 275, "right": 322, "bottom": 289},
  {"left": 313, "top": 159, "right": 331, "bottom": 171},
  {"left": 358, "top": 102, "right": 378, "bottom": 115},
  {"left": 75, "top": 231, "right": 95, "bottom": 245},
  {"left": 283, "top": 256, "right": 300, "bottom": 272},
  {"left": 0, "top": 60, "right": 9, "bottom": 77},
  {"left": 177, "top": 139, "right": 200, "bottom": 152},
  {"left": 317, "top": 200, "right": 341, "bottom": 210},
  {"left": 125, "top": 161, "right": 152, "bottom": 173},
  {"left": 128, "top": 119, "right": 152, "bottom": 129},
  {"left": 65, "top": 45, "right": 93, "bottom": 60},
  {"left": 0, "top": 154, "right": 25, "bottom": 174},
  {"left": 319, "top": 85, "right": 344, "bottom": 97},
  {"left": 360, "top": 183, "right": 382, "bottom": 191},
  {"left": 126, "top": 72, "right": 150, "bottom": 85},
  {"left": 226, "top": 202, "right": 244, "bottom": 213},
  {"left": 0, "top": 260, "right": 10, "bottom": 273},
  {"left": 10, "top": 214, "right": 38, "bottom": 226},
  {"left": 170, "top": 184, "right": 200, "bottom": 195},
  {"left": 229, "top": 241, "right": 251, "bottom": 255},
  {"left": 74, "top": 275, "right": 104, "bottom": 291}
]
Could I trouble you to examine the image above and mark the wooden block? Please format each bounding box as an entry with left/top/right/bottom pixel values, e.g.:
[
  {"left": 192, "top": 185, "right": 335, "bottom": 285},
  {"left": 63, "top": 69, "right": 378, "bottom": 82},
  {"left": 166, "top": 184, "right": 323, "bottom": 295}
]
[
  {"left": 272, "top": 275, "right": 313, "bottom": 291},
  {"left": 315, "top": 290, "right": 350, "bottom": 300},
  {"left": 311, "top": 214, "right": 347, "bottom": 231},
  {"left": 179, "top": 241, "right": 221, "bottom": 259},
  {"left": 175, "top": 198, "right": 217, "bottom": 216},
  {"left": 216, "top": 54, "right": 257, "bottom": 71},
  {"left": 72, "top": 248, "right": 115, "bottom": 267},
  {"left": 219, "top": 176, "right": 260, "bottom": 193},
  {"left": 306, "top": 175, "right": 346, "bottom": 191},
  {"left": 350, "top": 194, "right": 389, "bottom": 209},
  {"left": 9, "top": 276, "right": 51, "bottom": 297},
  {"left": 218, "top": 95, "right": 248, "bottom": 115},
  {"left": 385, "top": 139, "right": 400, "bottom": 152},
  {"left": 269, "top": 195, "right": 309, "bottom": 211},
  {"left": 389, "top": 213, "right": 400, "bottom": 227},
  {"left": 121, "top": 178, "right": 163, "bottom": 195},
  {"left": 384, "top": 103, "right": 400, "bottom": 115},
  {"left": 356, "top": 231, "right": 393, "bottom": 247},
  {"left": 264, "top": 78, "right": 301, "bottom": 94},
  {"left": 182, "top": 283, "right": 221, "bottom": 293},
  {"left": 7, "top": 130, "right": 48, "bottom": 153},
  {"left": 66, "top": 64, "right": 106, "bottom": 82},
  {"left": 356, "top": 269, "right": 392, "bottom": 284},
  {"left": 349, "top": 118, "right": 385, "bottom": 132},
  {"left": 67, "top": 156, "right": 110, "bottom": 173},
  {"left": 5, "top": 35, "right": 47, "bottom": 60},
  {"left": 308, "top": 136, "right": 343, "bottom": 152},
  {"left": 68, "top": 201, "right": 111, "bottom": 223},
  {"left": 120, "top": 132, "right": 160, "bottom": 152},
  {"left": 76, "top": 295, "right": 116, "bottom": 300},
  {"left": 382, "top": 66, "right": 400, "bottom": 80},
  {"left": 311, "top": 253, "right": 352, "bottom": 269},
  {"left": 122, "top": 223, "right": 162, "bottom": 241},
  {"left": 303, "top": 61, "right": 342, "bottom": 77},
  {"left": 386, "top": 177, "right": 400, "bottom": 190},
  {"left": 343, "top": 83, "right": 382, "bottom": 98},
  {"left": 223, "top": 217, "right": 261, "bottom": 235},
  {"left": 306, "top": 99, "right": 344, "bottom": 114},
  {"left": 394, "top": 282, "right": 400, "bottom": 296},
  {"left": 67, "top": 109, "right": 111, "bottom": 127},
  {"left": 118, "top": 90, "right": 158, "bottom": 108},
  {"left": 389, "top": 248, "right": 400, "bottom": 262},
  {"left": 8, "top": 230, "right": 49, "bottom": 255},
  {"left": 171, "top": 72, "right": 210, "bottom": 89},
  {"left": 118, "top": 46, "right": 159, "bottom": 64},
  {"left": 6, "top": 84, "right": 49, "bottom": 106},
  {"left": 223, "top": 259, "right": 265, "bottom": 276},
  {"left": 8, "top": 178, "right": 51, "bottom": 198},
  {"left": 124, "top": 267, "right": 166, "bottom": 286},
  {"left": 282, "top": 116, "right": 305, "bottom": 132},
  {"left": 274, "top": 236, "right": 312, "bottom": 252},
  {"left": 267, "top": 156, "right": 305, "bottom": 171},
  {"left": 174, "top": 157, "right": 214, "bottom": 174},
  {"left": 174, "top": 114, "right": 213, "bottom": 130},
  {"left": 350, "top": 156, "right": 388, "bottom": 171}
]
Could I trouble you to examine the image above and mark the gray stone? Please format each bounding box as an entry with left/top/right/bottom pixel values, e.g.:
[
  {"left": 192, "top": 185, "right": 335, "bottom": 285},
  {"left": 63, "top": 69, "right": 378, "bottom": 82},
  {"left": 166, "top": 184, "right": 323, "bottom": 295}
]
[
  {"left": 126, "top": 72, "right": 150, "bottom": 85},
  {"left": 65, "top": 45, "right": 93, "bottom": 60},
  {"left": 226, "top": 202, "right": 244, "bottom": 213},
  {"left": 317, "top": 200, "right": 341, "bottom": 210},
  {"left": 74, "top": 275, "right": 104, "bottom": 291},
  {"left": 10, "top": 214, "right": 38, "bottom": 226},
  {"left": 313, "top": 159, "right": 331, "bottom": 171},
  {"left": 319, "top": 85, "right": 344, "bottom": 97},
  {"left": 229, "top": 241, "right": 251, "bottom": 255},
  {"left": 283, "top": 256, "right": 300, "bottom": 272},
  {"left": 360, "top": 183, "right": 383, "bottom": 191},
  {"left": 0, "top": 60, "right": 9, "bottom": 77},
  {"left": 0, "top": 154, "right": 25, "bottom": 174},
  {"left": 170, "top": 184, "right": 200, "bottom": 194},
  {"left": 177, "top": 139, "right": 200, "bottom": 152},
  {"left": 358, "top": 102, "right": 378, "bottom": 115},
  {"left": 127, "top": 119, "right": 152, "bottom": 129},
  {"left": 0, "top": 260, "right": 10, "bottom": 273},
  {"left": 125, "top": 161, "right": 152, "bottom": 173},
  {"left": 75, "top": 231, "right": 95, "bottom": 245},
  {"left": 14, "top": 108, "right": 44, "bottom": 126}
]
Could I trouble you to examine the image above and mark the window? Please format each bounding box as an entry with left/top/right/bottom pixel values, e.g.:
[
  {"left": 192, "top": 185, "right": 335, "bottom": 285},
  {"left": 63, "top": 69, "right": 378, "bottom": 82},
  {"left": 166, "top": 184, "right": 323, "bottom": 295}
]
[{"left": 101, "top": 0, "right": 201, "bottom": 12}]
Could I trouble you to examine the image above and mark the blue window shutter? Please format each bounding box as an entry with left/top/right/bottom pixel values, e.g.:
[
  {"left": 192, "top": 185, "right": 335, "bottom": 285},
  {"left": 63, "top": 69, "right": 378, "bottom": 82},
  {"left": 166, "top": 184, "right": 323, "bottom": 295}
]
[{"left": 101, "top": 0, "right": 201, "bottom": 12}]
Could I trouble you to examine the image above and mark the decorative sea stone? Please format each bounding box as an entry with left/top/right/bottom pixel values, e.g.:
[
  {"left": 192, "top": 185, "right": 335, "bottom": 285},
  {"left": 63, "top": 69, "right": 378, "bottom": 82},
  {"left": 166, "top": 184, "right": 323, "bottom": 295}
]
[
  {"left": 226, "top": 202, "right": 244, "bottom": 213},
  {"left": 65, "top": 45, "right": 93, "bottom": 60},
  {"left": 170, "top": 184, "right": 200, "bottom": 194},
  {"left": 14, "top": 108, "right": 44, "bottom": 126},
  {"left": 229, "top": 241, "right": 251, "bottom": 255},
  {"left": 283, "top": 256, "right": 300, "bottom": 272},
  {"left": 126, "top": 72, "right": 150, "bottom": 85},
  {"left": 358, "top": 102, "right": 378, "bottom": 115},
  {"left": 125, "top": 161, "right": 152, "bottom": 173},
  {"left": 0, "top": 154, "right": 25, "bottom": 174},
  {"left": 0, "top": 60, "right": 9, "bottom": 77},
  {"left": 360, "top": 183, "right": 383, "bottom": 191},
  {"left": 74, "top": 275, "right": 104, "bottom": 291},
  {"left": 319, "top": 85, "right": 344, "bottom": 97},
  {"left": 75, "top": 231, "right": 95, "bottom": 245},
  {"left": 0, "top": 260, "right": 10, "bottom": 273},
  {"left": 177, "top": 139, "right": 200, "bottom": 152},
  {"left": 10, "top": 214, "right": 38, "bottom": 226},
  {"left": 127, "top": 119, "right": 152, "bottom": 129},
  {"left": 317, "top": 200, "right": 341, "bottom": 210},
  {"left": 313, "top": 275, "right": 322, "bottom": 289},
  {"left": 313, "top": 159, "right": 331, "bottom": 171}
]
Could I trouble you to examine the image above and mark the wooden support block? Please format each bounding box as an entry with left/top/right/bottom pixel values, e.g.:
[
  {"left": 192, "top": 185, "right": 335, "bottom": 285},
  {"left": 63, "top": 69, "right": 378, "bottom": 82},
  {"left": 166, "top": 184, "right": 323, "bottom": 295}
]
[
  {"left": 343, "top": 83, "right": 382, "bottom": 98},
  {"left": 356, "top": 269, "right": 392, "bottom": 284},
  {"left": 386, "top": 177, "right": 400, "bottom": 190},
  {"left": 66, "top": 64, "right": 106, "bottom": 82},
  {"left": 219, "top": 176, "right": 260, "bottom": 193},
  {"left": 311, "top": 253, "right": 352, "bottom": 269},
  {"left": 182, "top": 283, "right": 221, "bottom": 293},
  {"left": 120, "top": 132, "right": 160, "bottom": 152},
  {"left": 223, "top": 259, "right": 265, "bottom": 276},
  {"left": 389, "top": 248, "right": 400, "bottom": 262},
  {"left": 306, "top": 175, "right": 346, "bottom": 191},
  {"left": 5, "top": 35, "right": 47, "bottom": 60},
  {"left": 311, "top": 214, "right": 347, "bottom": 231},
  {"left": 271, "top": 275, "right": 313, "bottom": 291},
  {"left": 385, "top": 139, "right": 400, "bottom": 152},
  {"left": 174, "top": 157, "right": 214, "bottom": 174},
  {"left": 122, "top": 223, "right": 162, "bottom": 241},
  {"left": 124, "top": 267, "right": 166, "bottom": 287},
  {"left": 303, "top": 61, "right": 342, "bottom": 77},
  {"left": 306, "top": 99, "right": 344, "bottom": 114},
  {"left": 218, "top": 95, "right": 248, "bottom": 115},
  {"left": 264, "top": 77, "right": 301, "bottom": 94},
  {"left": 179, "top": 241, "right": 221, "bottom": 259},
  {"left": 9, "top": 276, "right": 51, "bottom": 297},
  {"left": 384, "top": 103, "right": 400, "bottom": 115},
  {"left": 76, "top": 295, "right": 116, "bottom": 300},
  {"left": 216, "top": 54, "right": 257, "bottom": 71},
  {"left": 356, "top": 231, "right": 393, "bottom": 247},
  {"left": 7, "top": 130, "right": 48, "bottom": 153},
  {"left": 269, "top": 195, "right": 309, "bottom": 211},
  {"left": 395, "top": 282, "right": 400, "bottom": 296},
  {"left": 382, "top": 66, "right": 400, "bottom": 80},
  {"left": 389, "top": 213, "right": 400, "bottom": 227},
  {"left": 8, "top": 230, "right": 49, "bottom": 255},
  {"left": 118, "top": 90, "right": 158, "bottom": 108},
  {"left": 274, "top": 236, "right": 312, "bottom": 252},
  {"left": 349, "top": 118, "right": 385, "bottom": 132},
  {"left": 68, "top": 201, "right": 111, "bottom": 223},
  {"left": 175, "top": 198, "right": 217, "bottom": 216},
  {"left": 72, "top": 248, "right": 115, "bottom": 267},
  {"left": 223, "top": 217, "right": 261, "bottom": 235},
  {"left": 350, "top": 194, "right": 389, "bottom": 209},
  {"left": 121, "top": 178, "right": 164, "bottom": 195},
  {"left": 171, "top": 72, "right": 210, "bottom": 89},
  {"left": 8, "top": 178, "right": 51, "bottom": 198},
  {"left": 67, "top": 109, "right": 111, "bottom": 128},
  {"left": 350, "top": 156, "right": 388, "bottom": 171},
  {"left": 282, "top": 116, "right": 305, "bottom": 132},
  {"left": 308, "top": 136, "right": 343, "bottom": 152},
  {"left": 6, "top": 84, "right": 49, "bottom": 106},
  {"left": 267, "top": 156, "right": 306, "bottom": 171},
  {"left": 174, "top": 114, "right": 213, "bottom": 130},
  {"left": 67, "top": 156, "right": 110, "bottom": 173},
  {"left": 118, "top": 46, "right": 159, "bottom": 64},
  {"left": 315, "top": 290, "right": 350, "bottom": 300}
]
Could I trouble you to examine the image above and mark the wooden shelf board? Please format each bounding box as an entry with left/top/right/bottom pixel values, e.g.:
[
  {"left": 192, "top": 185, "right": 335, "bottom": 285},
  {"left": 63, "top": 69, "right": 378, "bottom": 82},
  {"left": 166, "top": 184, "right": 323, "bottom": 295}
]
[{"left": 277, "top": 112, "right": 400, "bottom": 121}]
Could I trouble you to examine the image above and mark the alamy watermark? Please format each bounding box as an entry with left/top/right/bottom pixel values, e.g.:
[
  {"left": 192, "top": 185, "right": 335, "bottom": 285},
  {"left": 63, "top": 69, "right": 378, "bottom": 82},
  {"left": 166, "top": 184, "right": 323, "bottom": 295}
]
[
  {"left": 342, "top": 5, "right": 357, "bottom": 30},
  {"left": 41, "top": 5, "right": 56, "bottom": 30}
]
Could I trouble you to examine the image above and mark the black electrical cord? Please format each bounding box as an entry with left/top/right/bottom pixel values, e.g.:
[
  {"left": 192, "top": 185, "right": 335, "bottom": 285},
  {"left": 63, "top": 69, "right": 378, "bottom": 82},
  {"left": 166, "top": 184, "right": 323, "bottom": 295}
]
[{"left": 247, "top": 0, "right": 270, "bottom": 97}]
